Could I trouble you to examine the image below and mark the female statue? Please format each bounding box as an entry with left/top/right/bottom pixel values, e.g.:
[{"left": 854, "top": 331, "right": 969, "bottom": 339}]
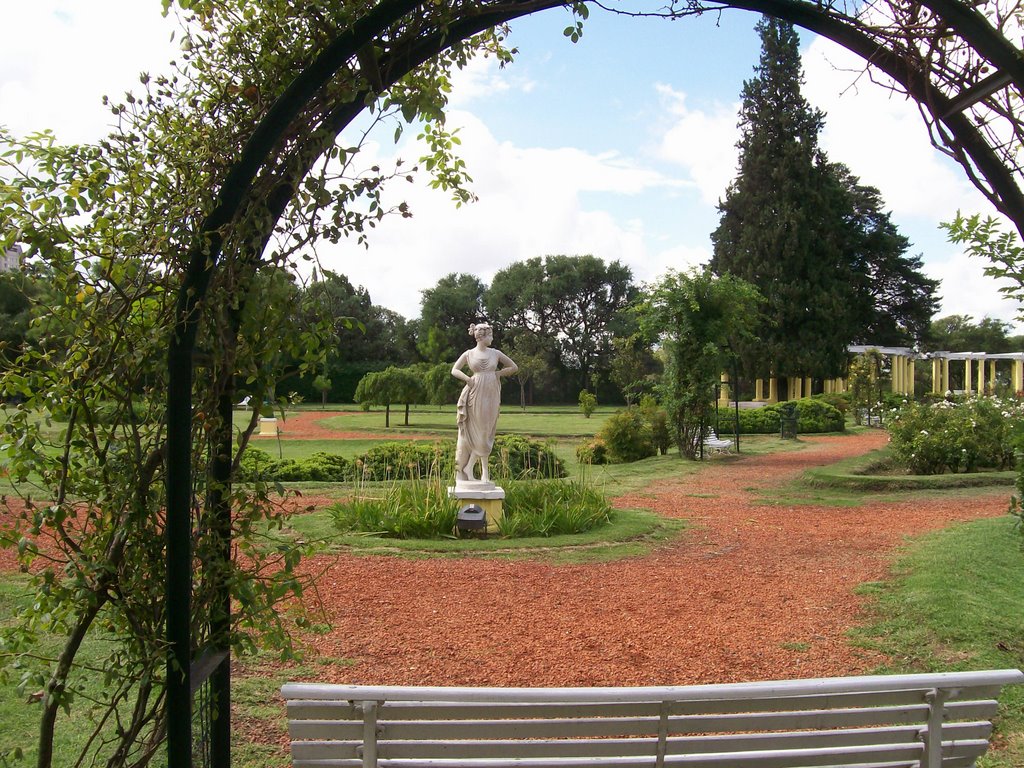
[{"left": 451, "top": 323, "right": 518, "bottom": 484}]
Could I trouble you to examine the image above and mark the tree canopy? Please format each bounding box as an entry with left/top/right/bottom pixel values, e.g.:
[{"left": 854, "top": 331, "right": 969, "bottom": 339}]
[
  {"left": 640, "top": 267, "right": 764, "bottom": 459},
  {"left": 711, "top": 17, "right": 939, "bottom": 380},
  {"left": 486, "top": 254, "right": 637, "bottom": 396}
]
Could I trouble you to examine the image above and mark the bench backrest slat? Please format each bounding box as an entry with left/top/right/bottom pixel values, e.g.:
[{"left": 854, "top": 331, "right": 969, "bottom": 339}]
[
  {"left": 288, "top": 686, "right": 998, "bottom": 721},
  {"left": 289, "top": 722, "right": 992, "bottom": 760},
  {"left": 285, "top": 702, "right": 995, "bottom": 741}
]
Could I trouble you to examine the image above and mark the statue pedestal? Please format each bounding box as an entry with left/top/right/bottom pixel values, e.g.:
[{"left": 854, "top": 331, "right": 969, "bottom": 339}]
[{"left": 449, "top": 482, "right": 505, "bottom": 534}]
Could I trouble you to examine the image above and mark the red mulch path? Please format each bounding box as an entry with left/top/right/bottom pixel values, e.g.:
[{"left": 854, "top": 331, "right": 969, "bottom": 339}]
[
  {"left": 250, "top": 409, "right": 435, "bottom": 441},
  {"left": 292, "top": 430, "right": 1007, "bottom": 687}
]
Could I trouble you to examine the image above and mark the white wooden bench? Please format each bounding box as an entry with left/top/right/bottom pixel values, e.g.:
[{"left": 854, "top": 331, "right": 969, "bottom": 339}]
[
  {"left": 282, "top": 669, "right": 1022, "bottom": 768},
  {"left": 703, "top": 430, "right": 733, "bottom": 455}
]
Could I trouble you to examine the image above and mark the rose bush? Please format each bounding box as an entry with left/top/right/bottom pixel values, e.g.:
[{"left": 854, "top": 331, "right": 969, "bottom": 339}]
[{"left": 887, "top": 396, "right": 1024, "bottom": 474}]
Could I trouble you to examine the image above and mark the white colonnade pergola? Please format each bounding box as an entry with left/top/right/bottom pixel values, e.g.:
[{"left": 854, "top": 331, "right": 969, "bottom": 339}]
[
  {"left": 928, "top": 351, "right": 1024, "bottom": 396},
  {"left": 719, "top": 346, "right": 1024, "bottom": 405}
]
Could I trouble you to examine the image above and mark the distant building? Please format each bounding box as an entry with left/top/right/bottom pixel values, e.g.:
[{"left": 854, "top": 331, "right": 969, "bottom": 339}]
[{"left": 1, "top": 244, "right": 22, "bottom": 273}]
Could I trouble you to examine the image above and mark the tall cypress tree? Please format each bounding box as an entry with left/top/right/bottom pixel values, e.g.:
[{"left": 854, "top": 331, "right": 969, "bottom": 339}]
[{"left": 710, "top": 17, "right": 856, "bottom": 380}]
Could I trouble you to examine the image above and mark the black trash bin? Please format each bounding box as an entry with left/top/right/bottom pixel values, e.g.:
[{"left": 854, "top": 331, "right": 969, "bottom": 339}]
[{"left": 780, "top": 403, "right": 798, "bottom": 439}]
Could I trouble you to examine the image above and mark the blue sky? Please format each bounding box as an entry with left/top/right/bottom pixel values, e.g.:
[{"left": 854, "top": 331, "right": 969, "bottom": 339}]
[{"left": 2, "top": 1, "right": 1019, "bottom": 331}]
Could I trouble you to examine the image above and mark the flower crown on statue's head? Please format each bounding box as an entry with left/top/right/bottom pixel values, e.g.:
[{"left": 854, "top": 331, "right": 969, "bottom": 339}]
[{"left": 468, "top": 323, "right": 492, "bottom": 338}]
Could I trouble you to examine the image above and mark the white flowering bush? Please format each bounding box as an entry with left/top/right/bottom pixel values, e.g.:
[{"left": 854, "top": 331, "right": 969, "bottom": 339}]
[{"left": 887, "top": 396, "right": 1023, "bottom": 475}]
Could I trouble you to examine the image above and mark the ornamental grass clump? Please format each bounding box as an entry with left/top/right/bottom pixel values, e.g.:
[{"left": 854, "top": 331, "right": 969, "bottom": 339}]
[
  {"left": 329, "top": 476, "right": 612, "bottom": 540},
  {"left": 330, "top": 471, "right": 460, "bottom": 538},
  {"left": 887, "top": 397, "right": 1023, "bottom": 475},
  {"left": 497, "top": 479, "right": 614, "bottom": 537}
]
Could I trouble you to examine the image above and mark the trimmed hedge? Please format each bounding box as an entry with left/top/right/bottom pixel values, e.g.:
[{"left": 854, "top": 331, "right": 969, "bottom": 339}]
[{"left": 715, "top": 397, "right": 844, "bottom": 435}]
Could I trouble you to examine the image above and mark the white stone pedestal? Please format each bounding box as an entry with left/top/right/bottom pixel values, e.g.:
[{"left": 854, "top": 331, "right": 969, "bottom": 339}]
[{"left": 449, "top": 482, "right": 505, "bottom": 533}]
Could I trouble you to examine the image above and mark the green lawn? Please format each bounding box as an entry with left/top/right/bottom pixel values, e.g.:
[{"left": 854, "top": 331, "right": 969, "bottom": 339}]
[
  {"left": 315, "top": 403, "right": 615, "bottom": 437},
  {"left": 850, "top": 515, "right": 1024, "bottom": 767}
]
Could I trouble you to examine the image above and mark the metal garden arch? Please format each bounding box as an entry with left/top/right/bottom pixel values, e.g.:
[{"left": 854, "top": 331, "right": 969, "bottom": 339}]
[{"left": 164, "top": 2, "right": 1024, "bottom": 765}]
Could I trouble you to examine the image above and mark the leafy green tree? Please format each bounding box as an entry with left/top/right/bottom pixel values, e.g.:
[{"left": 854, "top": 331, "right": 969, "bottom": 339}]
[
  {"left": 609, "top": 333, "right": 657, "bottom": 406},
  {"left": 354, "top": 365, "right": 425, "bottom": 427},
  {"left": 486, "top": 255, "right": 636, "bottom": 397},
  {"left": 833, "top": 168, "right": 940, "bottom": 346},
  {"left": 313, "top": 373, "right": 332, "bottom": 407},
  {"left": 848, "top": 349, "right": 883, "bottom": 425},
  {"left": 578, "top": 389, "right": 597, "bottom": 418},
  {"left": 422, "top": 360, "right": 461, "bottom": 407},
  {"left": 505, "top": 334, "right": 552, "bottom": 410},
  {"left": 417, "top": 272, "right": 486, "bottom": 363},
  {"left": 295, "top": 271, "right": 413, "bottom": 401},
  {"left": 640, "top": 268, "right": 763, "bottom": 459},
  {"left": 925, "top": 314, "right": 1013, "bottom": 353}
]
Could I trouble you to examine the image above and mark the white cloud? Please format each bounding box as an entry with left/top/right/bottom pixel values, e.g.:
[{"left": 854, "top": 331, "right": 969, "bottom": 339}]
[
  {"left": 653, "top": 84, "right": 740, "bottom": 205},
  {"left": 0, "top": 2, "right": 177, "bottom": 143},
  {"left": 801, "top": 38, "right": 983, "bottom": 219},
  {"left": 317, "top": 111, "right": 668, "bottom": 318},
  {"left": 447, "top": 55, "right": 535, "bottom": 108},
  {"left": 925, "top": 250, "right": 1022, "bottom": 326}
]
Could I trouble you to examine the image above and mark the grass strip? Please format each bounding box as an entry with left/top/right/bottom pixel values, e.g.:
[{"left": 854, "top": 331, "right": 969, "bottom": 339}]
[
  {"left": 804, "top": 446, "right": 1016, "bottom": 491},
  {"left": 851, "top": 515, "right": 1024, "bottom": 767}
]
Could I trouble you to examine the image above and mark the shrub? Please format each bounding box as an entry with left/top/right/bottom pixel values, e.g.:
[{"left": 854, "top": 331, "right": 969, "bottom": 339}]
[
  {"left": 238, "top": 437, "right": 565, "bottom": 484},
  {"left": 793, "top": 398, "right": 845, "bottom": 432},
  {"left": 714, "top": 398, "right": 843, "bottom": 435},
  {"left": 576, "top": 438, "right": 609, "bottom": 465},
  {"left": 578, "top": 389, "right": 597, "bottom": 418},
  {"left": 639, "top": 399, "right": 671, "bottom": 456},
  {"left": 888, "top": 397, "right": 1021, "bottom": 475},
  {"left": 813, "top": 392, "right": 849, "bottom": 415},
  {"left": 329, "top": 477, "right": 612, "bottom": 539},
  {"left": 299, "top": 452, "right": 353, "bottom": 481},
  {"left": 238, "top": 447, "right": 284, "bottom": 481},
  {"left": 599, "top": 408, "right": 655, "bottom": 463},
  {"left": 493, "top": 434, "right": 567, "bottom": 479},
  {"left": 357, "top": 441, "right": 453, "bottom": 481}
]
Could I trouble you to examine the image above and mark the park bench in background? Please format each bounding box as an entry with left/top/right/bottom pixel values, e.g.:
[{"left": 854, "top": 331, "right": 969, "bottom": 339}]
[
  {"left": 282, "top": 669, "right": 1023, "bottom": 768},
  {"left": 702, "top": 429, "right": 733, "bottom": 455}
]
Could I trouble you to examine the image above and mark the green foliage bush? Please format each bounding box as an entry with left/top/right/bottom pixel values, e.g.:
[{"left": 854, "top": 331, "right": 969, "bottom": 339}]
[
  {"left": 357, "top": 441, "right": 454, "bottom": 481},
  {"left": 576, "top": 438, "right": 609, "bottom": 465},
  {"left": 640, "top": 398, "right": 671, "bottom": 455},
  {"left": 714, "top": 398, "right": 844, "bottom": 435},
  {"left": 813, "top": 391, "right": 849, "bottom": 415},
  {"left": 238, "top": 448, "right": 353, "bottom": 482},
  {"left": 887, "top": 397, "right": 1021, "bottom": 474},
  {"left": 578, "top": 389, "right": 597, "bottom": 418},
  {"left": 493, "top": 434, "right": 567, "bottom": 479},
  {"left": 239, "top": 436, "right": 565, "bottom": 483},
  {"left": 598, "top": 407, "right": 655, "bottom": 463},
  {"left": 793, "top": 398, "right": 846, "bottom": 432}
]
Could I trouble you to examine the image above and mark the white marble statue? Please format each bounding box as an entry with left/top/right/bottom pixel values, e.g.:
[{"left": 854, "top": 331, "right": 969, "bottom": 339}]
[{"left": 451, "top": 323, "right": 518, "bottom": 485}]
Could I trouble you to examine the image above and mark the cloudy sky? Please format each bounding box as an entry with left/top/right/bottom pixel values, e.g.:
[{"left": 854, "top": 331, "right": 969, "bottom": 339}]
[{"left": 2, "top": 1, "right": 1020, "bottom": 329}]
